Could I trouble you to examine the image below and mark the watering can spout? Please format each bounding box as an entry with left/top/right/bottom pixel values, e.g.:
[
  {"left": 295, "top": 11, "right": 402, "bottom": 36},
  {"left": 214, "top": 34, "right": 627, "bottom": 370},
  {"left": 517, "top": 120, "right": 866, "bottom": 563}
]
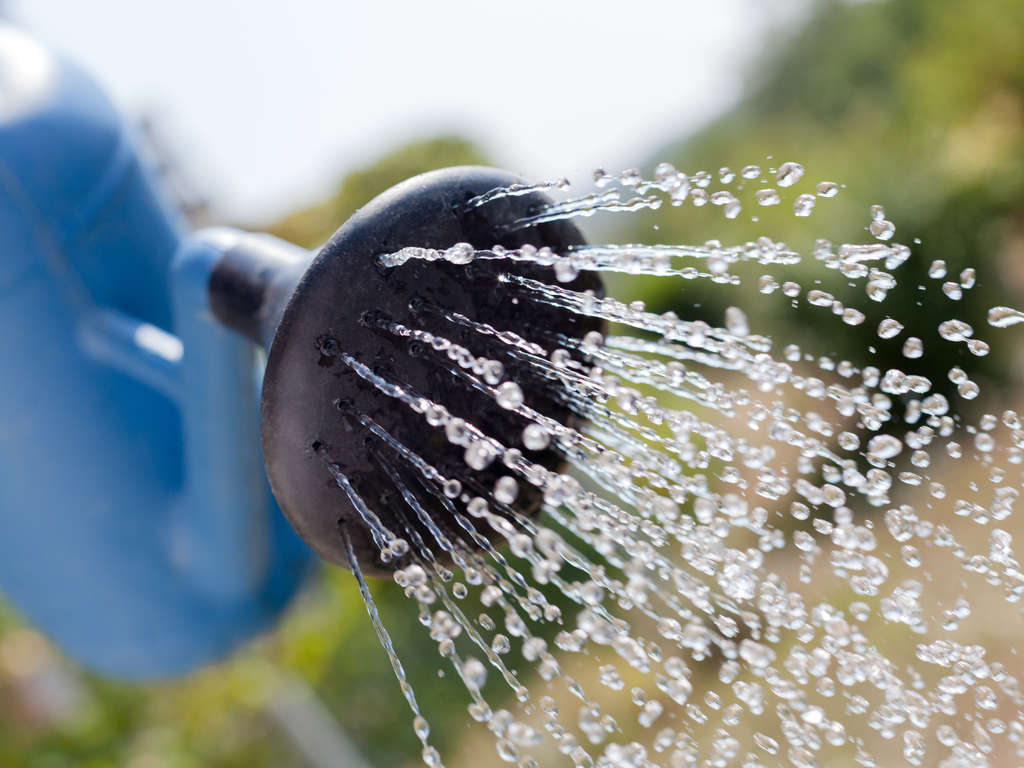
[{"left": 206, "top": 231, "right": 312, "bottom": 349}]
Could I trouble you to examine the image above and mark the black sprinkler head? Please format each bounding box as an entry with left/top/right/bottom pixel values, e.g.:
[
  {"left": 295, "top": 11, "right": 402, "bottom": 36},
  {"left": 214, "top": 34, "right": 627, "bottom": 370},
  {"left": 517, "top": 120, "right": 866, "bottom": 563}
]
[{"left": 210, "top": 167, "right": 603, "bottom": 575}]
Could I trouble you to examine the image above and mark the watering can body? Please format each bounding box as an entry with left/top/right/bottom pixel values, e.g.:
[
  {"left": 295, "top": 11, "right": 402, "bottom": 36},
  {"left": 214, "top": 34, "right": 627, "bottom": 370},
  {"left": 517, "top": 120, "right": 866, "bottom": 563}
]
[{"left": 0, "top": 25, "right": 313, "bottom": 678}]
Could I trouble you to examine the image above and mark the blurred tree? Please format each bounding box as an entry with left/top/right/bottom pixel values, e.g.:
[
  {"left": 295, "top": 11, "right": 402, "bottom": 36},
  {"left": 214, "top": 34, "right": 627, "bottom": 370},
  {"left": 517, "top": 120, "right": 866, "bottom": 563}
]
[{"left": 621, "top": 0, "right": 1024, "bottom": 407}]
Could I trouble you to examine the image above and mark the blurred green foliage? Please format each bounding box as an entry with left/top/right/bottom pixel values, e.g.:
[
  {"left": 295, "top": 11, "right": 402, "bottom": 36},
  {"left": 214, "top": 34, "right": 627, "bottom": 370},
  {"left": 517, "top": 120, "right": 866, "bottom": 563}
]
[
  {"left": 623, "top": 0, "right": 1024, "bottom": 405},
  {"left": 3, "top": 1, "right": 1024, "bottom": 765}
]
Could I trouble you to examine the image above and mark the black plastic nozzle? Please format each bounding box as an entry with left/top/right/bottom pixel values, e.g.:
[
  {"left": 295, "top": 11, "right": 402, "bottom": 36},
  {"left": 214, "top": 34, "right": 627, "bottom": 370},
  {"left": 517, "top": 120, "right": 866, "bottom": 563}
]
[{"left": 210, "top": 167, "right": 602, "bottom": 574}]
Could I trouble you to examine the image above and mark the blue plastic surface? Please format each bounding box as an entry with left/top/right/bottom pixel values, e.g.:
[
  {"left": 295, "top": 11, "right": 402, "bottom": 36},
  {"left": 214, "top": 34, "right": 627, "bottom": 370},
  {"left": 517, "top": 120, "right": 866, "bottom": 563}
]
[{"left": 0, "top": 24, "right": 314, "bottom": 678}]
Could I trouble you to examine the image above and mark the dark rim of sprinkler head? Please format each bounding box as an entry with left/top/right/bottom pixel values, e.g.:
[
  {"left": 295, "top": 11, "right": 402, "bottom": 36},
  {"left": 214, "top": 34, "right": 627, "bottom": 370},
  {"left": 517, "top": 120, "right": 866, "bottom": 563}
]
[{"left": 260, "top": 166, "right": 604, "bottom": 576}]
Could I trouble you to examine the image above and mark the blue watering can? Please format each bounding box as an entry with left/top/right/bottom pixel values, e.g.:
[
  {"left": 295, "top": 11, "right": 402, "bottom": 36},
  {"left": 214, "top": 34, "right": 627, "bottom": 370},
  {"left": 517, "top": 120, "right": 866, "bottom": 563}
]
[
  {"left": 0, "top": 23, "right": 315, "bottom": 678},
  {"left": 0, "top": 23, "right": 592, "bottom": 680}
]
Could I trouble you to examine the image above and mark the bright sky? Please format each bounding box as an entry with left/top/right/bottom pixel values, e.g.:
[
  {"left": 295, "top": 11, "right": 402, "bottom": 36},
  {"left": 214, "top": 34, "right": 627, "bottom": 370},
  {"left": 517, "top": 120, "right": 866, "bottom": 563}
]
[{"left": 12, "top": 1, "right": 808, "bottom": 223}]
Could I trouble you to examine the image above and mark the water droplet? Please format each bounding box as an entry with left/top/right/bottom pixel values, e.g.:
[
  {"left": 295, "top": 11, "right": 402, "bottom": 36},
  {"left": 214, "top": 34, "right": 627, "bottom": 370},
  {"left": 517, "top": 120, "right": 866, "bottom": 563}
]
[
  {"left": 554, "top": 260, "right": 579, "bottom": 283},
  {"left": 522, "top": 423, "right": 550, "bottom": 451},
  {"left": 867, "top": 434, "right": 903, "bottom": 460},
  {"left": 754, "top": 732, "right": 779, "bottom": 754},
  {"left": 494, "top": 476, "right": 519, "bottom": 505},
  {"left": 465, "top": 441, "right": 496, "bottom": 470},
  {"left": 842, "top": 308, "right": 865, "bottom": 326},
  {"left": 938, "top": 319, "right": 973, "bottom": 341},
  {"left": 653, "top": 162, "right": 676, "bottom": 181},
  {"left": 724, "top": 306, "right": 749, "bottom": 337},
  {"left": 816, "top": 181, "right": 839, "bottom": 198},
  {"left": 870, "top": 219, "right": 895, "bottom": 241},
  {"left": 958, "top": 380, "right": 980, "bottom": 400},
  {"left": 967, "top": 338, "right": 990, "bottom": 356},
  {"left": 942, "top": 281, "right": 963, "bottom": 300},
  {"left": 758, "top": 275, "right": 779, "bottom": 294},
  {"left": 496, "top": 382, "right": 524, "bottom": 410},
  {"left": 807, "top": 289, "right": 834, "bottom": 307},
  {"left": 462, "top": 657, "right": 487, "bottom": 690},
  {"left": 638, "top": 700, "right": 663, "bottom": 728},
  {"left": 878, "top": 318, "right": 904, "bottom": 339},
  {"left": 776, "top": 161, "right": 804, "bottom": 187},
  {"left": 739, "top": 639, "right": 775, "bottom": 669},
  {"left": 793, "top": 193, "right": 816, "bottom": 217},
  {"left": 902, "top": 337, "right": 924, "bottom": 358},
  {"left": 988, "top": 306, "right": 1024, "bottom": 327},
  {"left": 445, "top": 242, "right": 475, "bottom": 264}
]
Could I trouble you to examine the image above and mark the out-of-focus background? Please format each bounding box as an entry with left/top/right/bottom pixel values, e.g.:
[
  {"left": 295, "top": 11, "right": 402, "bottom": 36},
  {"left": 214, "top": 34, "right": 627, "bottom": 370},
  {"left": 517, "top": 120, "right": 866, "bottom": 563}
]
[{"left": 1, "top": 0, "right": 1022, "bottom": 765}]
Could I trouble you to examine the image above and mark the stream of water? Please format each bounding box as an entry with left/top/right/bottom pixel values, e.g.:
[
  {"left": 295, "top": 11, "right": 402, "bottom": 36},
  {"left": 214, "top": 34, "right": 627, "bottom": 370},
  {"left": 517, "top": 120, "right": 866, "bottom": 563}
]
[{"left": 343, "top": 161, "right": 1024, "bottom": 767}]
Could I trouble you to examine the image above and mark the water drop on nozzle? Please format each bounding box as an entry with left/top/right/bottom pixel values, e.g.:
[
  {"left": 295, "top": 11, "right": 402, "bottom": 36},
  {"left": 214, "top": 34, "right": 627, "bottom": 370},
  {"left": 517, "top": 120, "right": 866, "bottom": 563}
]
[
  {"left": 522, "top": 423, "right": 550, "bottom": 451},
  {"left": 464, "top": 441, "right": 496, "bottom": 471},
  {"left": 554, "top": 259, "right": 579, "bottom": 283},
  {"left": 445, "top": 242, "right": 475, "bottom": 264},
  {"left": 495, "top": 381, "right": 524, "bottom": 410},
  {"left": 494, "top": 476, "right": 519, "bottom": 505}
]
